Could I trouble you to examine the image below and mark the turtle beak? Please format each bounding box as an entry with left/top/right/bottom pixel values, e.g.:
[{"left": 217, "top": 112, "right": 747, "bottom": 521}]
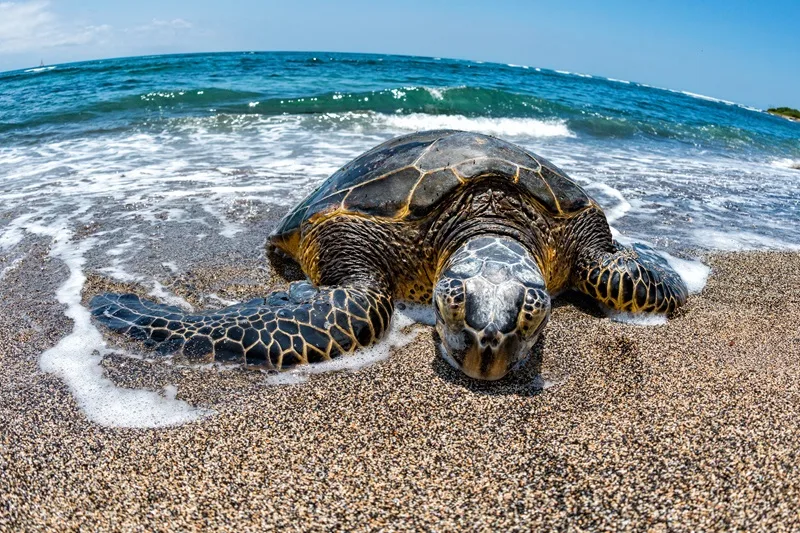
[
  {"left": 459, "top": 325, "right": 521, "bottom": 380},
  {"left": 437, "top": 323, "right": 532, "bottom": 381},
  {"left": 462, "top": 347, "right": 512, "bottom": 380}
]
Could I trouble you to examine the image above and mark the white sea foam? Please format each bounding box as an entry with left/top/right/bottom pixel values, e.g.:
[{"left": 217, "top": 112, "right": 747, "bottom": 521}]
[
  {"left": 4, "top": 120, "right": 796, "bottom": 255},
  {"left": 0, "top": 254, "right": 25, "bottom": 281},
  {"left": 34, "top": 226, "right": 212, "bottom": 428},
  {"left": 682, "top": 90, "right": 762, "bottom": 112},
  {"left": 658, "top": 250, "right": 711, "bottom": 295},
  {"left": 265, "top": 303, "right": 433, "bottom": 385},
  {"left": 679, "top": 90, "right": 738, "bottom": 107},
  {"left": 149, "top": 280, "right": 195, "bottom": 311},
  {"left": 634, "top": 85, "right": 761, "bottom": 113},
  {"left": 0, "top": 212, "right": 37, "bottom": 250},
  {"left": 531, "top": 373, "right": 565, "bottom": 390},
  {"left": 692, "top": 229, "right": 800, "bottom": 252},
  {"left": 24, "top": 66, "right": 56, "bottom": 73},
  {"left": 585, "top": 182, "right": 631, "bottom": 223},
  {"left": 606, "top": 77, "right": 631, "bottom": 84},
  {"left": 552, "top": 69, "right": 593, "bottom": 78},
  {"left": 163, "top": 384, "right": 179, "bottom": 400},
  {"left": 379, "top": 113, "right": 575, "bottom": 138},
  {"left": 106, "top": 240, "right": 138, "bottom": 256},
  {"left": 771, "top": 158, "right": 800, "bottom": 170},
  {"left": 425, "top": 87, "right": 445, "bottom": 100},
  {"left": 207, "top": 292, "right": 239, "bottom": 306},
  {"left": 395, "top": 302, "right": 436, "bottom": 326},
  {"left": 201, "top": 204, "right": 242, "bottom": 238},
  {"left": 606, "top": 310, "right": 668, "bottom": 326}
]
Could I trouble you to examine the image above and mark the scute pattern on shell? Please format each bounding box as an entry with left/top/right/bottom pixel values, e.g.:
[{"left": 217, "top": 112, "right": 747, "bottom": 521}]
[{"left": 272, "top": 130, "right": 591, "bottom": 243}]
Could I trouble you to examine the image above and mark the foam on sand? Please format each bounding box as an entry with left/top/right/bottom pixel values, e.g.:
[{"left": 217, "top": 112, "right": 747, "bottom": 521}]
[
  {"left": 0, "top": 254, "right": 25, "bottom": 281},
  {"left": 604, "top": 309, "right": 668, "bottom": 326},
  {"left": 658, "top": 250, "right": 711, "bottom": 295},
  {"left": 36, "top": 227, "right": 212, "bottom": 428}
]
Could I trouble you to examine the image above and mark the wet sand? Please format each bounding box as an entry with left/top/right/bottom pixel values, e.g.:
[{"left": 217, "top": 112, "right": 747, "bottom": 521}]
[{"left": 2, "top": 247, "right": 800, "bottom": 531}]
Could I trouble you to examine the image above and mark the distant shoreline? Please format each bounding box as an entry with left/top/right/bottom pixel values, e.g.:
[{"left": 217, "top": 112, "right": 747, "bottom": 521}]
[{"left": 767, "top": 107, "right": 800, "bottom": 122}]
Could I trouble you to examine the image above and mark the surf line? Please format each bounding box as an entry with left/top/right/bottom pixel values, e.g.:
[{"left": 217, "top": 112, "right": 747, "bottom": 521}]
[{"left": 31, "top": 223, "right": 213, "bottom": 428}]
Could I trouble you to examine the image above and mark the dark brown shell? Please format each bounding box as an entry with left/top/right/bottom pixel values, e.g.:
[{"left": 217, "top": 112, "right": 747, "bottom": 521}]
[{"left": 272, "top": 130, "right": 592, "bottom": 243}]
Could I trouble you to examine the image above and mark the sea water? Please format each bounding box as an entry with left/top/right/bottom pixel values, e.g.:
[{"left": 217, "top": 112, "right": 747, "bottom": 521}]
[{"left": 1, "top": 52, "right": 798, "bottom": 426}]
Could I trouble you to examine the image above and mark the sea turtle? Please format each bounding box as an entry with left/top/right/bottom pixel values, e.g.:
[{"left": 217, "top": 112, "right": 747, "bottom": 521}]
[{"left": 91, "top": 130, "right": 688, "bottom": 380}]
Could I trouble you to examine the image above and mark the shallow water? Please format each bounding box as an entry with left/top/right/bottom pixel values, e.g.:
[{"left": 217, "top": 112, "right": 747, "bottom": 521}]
[{"left": 2, "top": 52, "right": 800, "bottom": 255}]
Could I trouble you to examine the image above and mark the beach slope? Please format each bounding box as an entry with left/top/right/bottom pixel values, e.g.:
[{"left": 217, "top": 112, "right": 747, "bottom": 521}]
[{"left": 1, "top": 250, "right": 799, "bottom": 531}]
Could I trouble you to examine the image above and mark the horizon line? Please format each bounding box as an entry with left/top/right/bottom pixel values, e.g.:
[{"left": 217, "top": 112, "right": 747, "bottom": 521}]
[{"left": 0, "top": 49, "right": 786, "bottom": 112}]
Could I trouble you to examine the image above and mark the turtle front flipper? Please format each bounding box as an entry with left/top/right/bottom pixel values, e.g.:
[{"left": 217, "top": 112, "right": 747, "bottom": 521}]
[
  {"left": 574, "top": 242, "right": 688, "bottom": 315},
  {"left": 90, "top": 279, "right": 393, "bottom": 369}
]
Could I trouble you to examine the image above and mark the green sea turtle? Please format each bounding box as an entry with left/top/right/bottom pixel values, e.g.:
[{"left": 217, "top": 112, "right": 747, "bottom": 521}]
[{"left": 91, "top": 130, "right": 688, "bottom": 380}]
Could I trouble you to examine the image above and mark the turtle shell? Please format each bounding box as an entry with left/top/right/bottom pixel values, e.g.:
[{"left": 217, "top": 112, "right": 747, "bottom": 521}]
[{"left": 272, "top": 130, "right": 592, "bottom": 245}]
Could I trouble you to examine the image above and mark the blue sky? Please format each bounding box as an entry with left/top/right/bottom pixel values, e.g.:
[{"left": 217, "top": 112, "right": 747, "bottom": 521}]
[{"left": 0, "top": 0, "right": 798, "bottom": 109}]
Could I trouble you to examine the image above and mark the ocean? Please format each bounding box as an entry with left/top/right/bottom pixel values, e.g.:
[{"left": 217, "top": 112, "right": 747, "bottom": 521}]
[{"left": 1, "top": 51, "right": 799, "bottom": 254}]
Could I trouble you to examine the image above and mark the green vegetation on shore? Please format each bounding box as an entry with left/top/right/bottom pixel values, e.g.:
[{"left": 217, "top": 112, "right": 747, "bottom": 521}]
[{"left": 767, "top": 107, "right": 800, "bottom": 121}]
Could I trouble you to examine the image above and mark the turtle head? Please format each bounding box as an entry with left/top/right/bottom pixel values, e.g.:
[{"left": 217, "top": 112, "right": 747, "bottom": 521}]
[{"left": 434, "top": 236, "right": 550, "bottom": 380}]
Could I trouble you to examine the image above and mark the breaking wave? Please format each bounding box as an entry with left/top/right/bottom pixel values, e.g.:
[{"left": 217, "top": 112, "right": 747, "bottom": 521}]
[{"left": 3, "top": 76, "right": 796, "bottom": 156}]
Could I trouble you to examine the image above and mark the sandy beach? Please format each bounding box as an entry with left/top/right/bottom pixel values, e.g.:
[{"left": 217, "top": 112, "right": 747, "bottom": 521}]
[
  {"left": 2, "top": 19, "right": 800, "bottom": 532},
  {"left": 1, "top": 235, "right": 799, "bottom": 531}
]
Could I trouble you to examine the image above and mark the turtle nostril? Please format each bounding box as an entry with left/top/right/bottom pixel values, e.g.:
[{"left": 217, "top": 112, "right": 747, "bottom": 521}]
[
  {"left": 479, "top": 334, "right": 493, "bottom": 347},
  {"left": 479, "top": 324, "right": 502, "bottom": 348},
  {"left": 481, "top": 324, "right": 500, "bottom": 348}
]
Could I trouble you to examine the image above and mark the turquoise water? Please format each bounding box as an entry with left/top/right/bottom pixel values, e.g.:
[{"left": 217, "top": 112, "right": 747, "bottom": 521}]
[{"left": 1, "top": 51, "right": 799, "bottom": 250}]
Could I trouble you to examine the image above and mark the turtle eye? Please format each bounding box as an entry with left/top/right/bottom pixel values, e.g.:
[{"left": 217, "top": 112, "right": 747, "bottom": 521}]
[{"left": 434, "top": 278, "right": 466, "bottom": 327}]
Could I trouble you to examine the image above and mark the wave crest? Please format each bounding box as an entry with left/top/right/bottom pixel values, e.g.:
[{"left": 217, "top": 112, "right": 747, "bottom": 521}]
[
  {"left": 378, "top": 113, "right": 574, "bottom": 138},
  {"left": 771, "top": 158, "right": 800, "bottom": 170}
]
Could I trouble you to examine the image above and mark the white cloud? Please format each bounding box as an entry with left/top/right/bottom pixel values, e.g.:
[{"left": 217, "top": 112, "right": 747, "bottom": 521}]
[
  {"left": 130, "top": 18, "right": 194, "bottom": 34},
  {"left": 151, "top": 18, "right": 193, "bottom": 30},
  {"left": 0, "top": 2, "right": 195, "bottom": 59},
  {"left": 0, "top": 1, "right": 111, "bottom": 54}
]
